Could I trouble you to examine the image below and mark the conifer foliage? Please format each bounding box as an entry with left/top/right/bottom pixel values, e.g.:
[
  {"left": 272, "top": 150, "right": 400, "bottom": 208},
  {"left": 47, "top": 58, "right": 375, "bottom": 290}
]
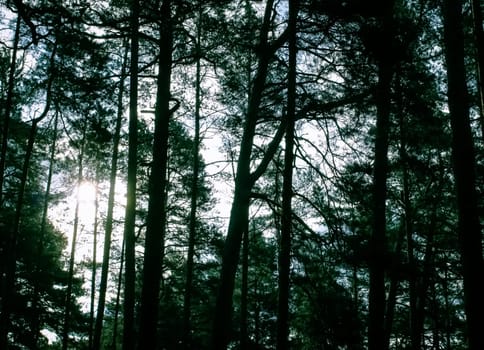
[{"left": 0, "top": 0, "right": 483, "bottom": 349}]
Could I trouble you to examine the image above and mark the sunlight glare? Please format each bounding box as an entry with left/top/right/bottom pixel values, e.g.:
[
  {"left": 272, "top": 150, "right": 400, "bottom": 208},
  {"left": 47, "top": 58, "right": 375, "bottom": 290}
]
[{"left": 74, "top": 181, "right": 97, "bottom": 225}]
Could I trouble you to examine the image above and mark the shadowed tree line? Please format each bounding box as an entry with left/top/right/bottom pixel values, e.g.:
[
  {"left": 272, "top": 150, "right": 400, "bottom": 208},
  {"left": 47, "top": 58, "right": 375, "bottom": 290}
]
[{"left": 0, "top": 0, "right": 483, "bottom": 349}]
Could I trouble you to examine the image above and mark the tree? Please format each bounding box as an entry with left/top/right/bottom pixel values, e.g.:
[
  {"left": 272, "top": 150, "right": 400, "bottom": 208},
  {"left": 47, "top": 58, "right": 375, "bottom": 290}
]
[
  {"left": 212, "top": 1, "right": 288, "bottom": 347},
  {"left": 92, "top": 38, "right": 129, "bottom": 350},
  {"left": 442, "top": 0, "right": 484, "bottom": 348},
  {"left": 276, "top": 0, "right": 298, "bottom": 348},
  {"left": 137, "top": 0, "right": 174, "bottom": 348},
  {"left": 122, "top": 0, "right": 140, "bottom": 348}
]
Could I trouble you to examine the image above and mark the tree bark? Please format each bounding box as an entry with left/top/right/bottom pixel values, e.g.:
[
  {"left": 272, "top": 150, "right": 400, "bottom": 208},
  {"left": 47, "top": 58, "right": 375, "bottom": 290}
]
[
  {"left": 471, "top": 0, "right": 484, "bottom": 139},
  {"left": 31, "top": 111, "right": 59, "bottom": 348},
  {"left": 0, "top": 16, "right": 20, "bottom": 208},
  {"left": 276, "top": 0, "right": 297, "bottom": 348},
  {"left": 183, "top": 7, "right": 202, "bottom": 348},
  {"left": 62, "top": 124, "right": 87, "bottom": 350},
  {"left": 137, "top": 1, "right": 173, "bottom": 348},
  {"left": 442, "top": 0, "right": 484, "bottom": 348},
  {"left": 122, "top": 0, "right": 140, "bottom": 348},
  {"left": 89, "top": 164, "right": 100, "bottom": 350},
  {"left": 92, "top": 38, "right": 128, "bottom": 350},
  {"left": 1, "top": 40, "right": 56, "bottom": 348},
  {"left": 368, "top": 2, "right": 394, "bottom": 350},
  {"left": 240, "top": 222, "right": 249, "bottom": 350},
  {"left": 212, "top": 1, "right": 289, "bottom": 348}
]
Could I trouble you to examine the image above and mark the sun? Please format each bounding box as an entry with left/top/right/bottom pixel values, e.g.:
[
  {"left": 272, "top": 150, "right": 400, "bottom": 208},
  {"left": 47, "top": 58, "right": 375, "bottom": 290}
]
[
  {"left": 75, "top": 181, "right": 97, "bottom": 224},
  {"left": 77, "top": 181, "right": 97, "bottom": 203}
]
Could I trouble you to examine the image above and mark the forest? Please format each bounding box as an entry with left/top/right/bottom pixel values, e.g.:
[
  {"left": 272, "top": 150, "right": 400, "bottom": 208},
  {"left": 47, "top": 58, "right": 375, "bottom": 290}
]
[{"left": 1, "top": 0, "right": 483, "bottom": 349}]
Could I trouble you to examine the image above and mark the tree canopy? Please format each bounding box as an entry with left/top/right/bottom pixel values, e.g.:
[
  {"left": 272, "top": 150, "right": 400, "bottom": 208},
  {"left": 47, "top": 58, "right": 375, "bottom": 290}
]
[{"left": 0, "top": 0, "right": 483, "bottom": 349}]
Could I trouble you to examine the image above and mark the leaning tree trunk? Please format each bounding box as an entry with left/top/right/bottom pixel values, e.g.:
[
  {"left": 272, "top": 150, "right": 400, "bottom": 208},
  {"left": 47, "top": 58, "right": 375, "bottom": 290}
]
[
  {"left": 137, "top": 1, "right": 173, "bottom": 348},
  {"left": 212, "top": 0, "right": 290, "bottom": 347},
  {"left": 442, "top": 0, "right": 484, "bottom": 348},
  {"left": 276, "top": 0, "right": 297, "bottom": 349},
  {"left": 122, "top": 0, "right": 140, "bottom": 348},
  {"left": 92, "top": 38, "right": 129, "bottom": 350}
]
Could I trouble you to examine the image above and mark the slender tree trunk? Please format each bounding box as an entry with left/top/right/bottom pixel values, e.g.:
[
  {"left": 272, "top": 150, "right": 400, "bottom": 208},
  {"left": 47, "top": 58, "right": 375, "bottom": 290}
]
[
  {"left": 240, "top": 223, "right": 249, "bottom": 350},
  {"left": 62, "top": 125, "right": 87, "bottom": 350},
  {"left": 383, "top": 225, "right": 404, "bottom": 348},
  {"left": 368, "top": 2, "right": 394, "bottom": 349},
  {"left": 212, "top": 2, "right": 286, "bottom": 348},
  {"left": 395, "top": 86, "right": 420, "bottom": 350},
  {"left": 138, "top": 1, "right": 173, "bottom": 348},
  {"left": 31, "top": 112, "right": 59, "bottom": 347},
  {"left": 1, "top": 41, "right": 56, "bottom": 348},
  {"left": 93, "top": 39, "right": 129, "bottom": 350},
  {"left": 122, "top": 0, "right": 140, "bottom": 348},
  {"left": 0, "top": 16, "right": 20, "bottom": 208},
  {"left": 276, "top": 1, "right": 297, "bottom": 349},
  {"left": 0, "top": 19, "right": 20, "bottom": 340},
  {"left": 442, "top": 1, "right": 484, "bottom": 348},
  {"left": 471, "top": 0, "right": 484, "bottom": 138},
  {"left": 89, "top": 164, "right": 101, "bottom": 349},
  {"left": 183, "top": 8, "right": 202, "bottom": 348},
  {"left": 111, "top": 237, "right": 125, "bottom": 350}
]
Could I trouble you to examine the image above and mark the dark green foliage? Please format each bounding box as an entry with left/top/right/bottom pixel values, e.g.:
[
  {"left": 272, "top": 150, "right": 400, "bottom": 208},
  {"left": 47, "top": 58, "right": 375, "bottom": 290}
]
[{"left": 1, "top": 0, "right": 483, "bottom": 348}]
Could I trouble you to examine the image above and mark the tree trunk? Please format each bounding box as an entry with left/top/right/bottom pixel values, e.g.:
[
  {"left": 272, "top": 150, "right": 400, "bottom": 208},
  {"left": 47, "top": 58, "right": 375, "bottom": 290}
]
[
  {"left": 111, "top": 237, "right": 125, "bottom": 350},
  {"left": 92, "top": 38, "right": 129, "bottom": 350},
  {"left": 1, "top": 41, "right": 56, "bottom": 348},
  {"left": 276, "top": 1, "right": 297, "bottom": 348},
  {"left": 383, "top": 224, "right": 404, "bottom": 348},
  {"left": 0, "top": 15, "right": 20, "bottom": 209},
  {"left": 471, "top": 0, "right": 484, "bottom": 138},
  {"left": 31, "top": 111, "right": 59, "bottom": 348},
  {"left": 212, "top": 1, "right": 287, "bottom": 348},
  {"left": 62, "top": 124, "right": 87, "bottom": 350},
  {"left": 137, "top": 1, "right": 173, "bottom": 348},
  {"left": 89, "top": 163, "right": 100, "bottom": 349},
  {"left": 240, "top": 223, "right": 249, "bottom": 350},
  {"left": 183, "top": 7, "right": 202, "bottom": 348},
  {"left": 122, "top": 0, "right": 140, "bottom": 348},
  {"left": 368, "top": 2, "right": 395, "bottom": 349},
  {"left": 442, "top": 0, "right": 484, "bottom": 348}
]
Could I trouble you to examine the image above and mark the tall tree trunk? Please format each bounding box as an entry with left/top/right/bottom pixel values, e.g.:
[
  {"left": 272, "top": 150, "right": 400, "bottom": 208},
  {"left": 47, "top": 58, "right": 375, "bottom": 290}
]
[
  {"left": 183, "top": 7, "right": 202, "bottom": 348},
  {"left": 276, "top": 1, "right": 297, "bottom": 349},
  {"left": 89, "top": 164, "right": 101, "bottom": 349},
  {"left": 471, "top": 0, "right": 484, "bottom": 138},
  {"left": 93, "top": 38, "right": 129, "bottom": 350},
  {"left": 137, "top": 1, "right": 173, "bottom": 348},
  {"left": 395, "top": 82, "right": 420, "bottom": 350},
  {"left": 212, "top": 1, "right": 290, "bottom": 348},
  {"left": 62, "top": 124, "right": 87, "bottom": 350},
  {"left": 0, "top": 16, "right": 20, "bottom": 208},
  {"left": 383, "top": 223, "right": 404, "bottom": 348},
  {"left": 442, "top": 0, "right": 484, "bottom": 348},
  {"left": 31, "top": 112, "right": 59, "bottom": 347},
  {"left": 0, "top": 19, "right": 20, "bottom": 342},
  {"left": 122, "top": 0, "right": 140, "bottom": 348},
  {"left": 1, "top": 41, "right": 56, "bottom": 348},
  {"left": 368, "top": 1, "right": 395, "bottom": 349},
  {"left": 239, "top": 222, "right": 249, "bottom": 350},
  {"left": 111, "top": 237, "right": 125, "bottom": 350},
  {"left": 239, "top": 4, "right": 254, "bottom": 347}
]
